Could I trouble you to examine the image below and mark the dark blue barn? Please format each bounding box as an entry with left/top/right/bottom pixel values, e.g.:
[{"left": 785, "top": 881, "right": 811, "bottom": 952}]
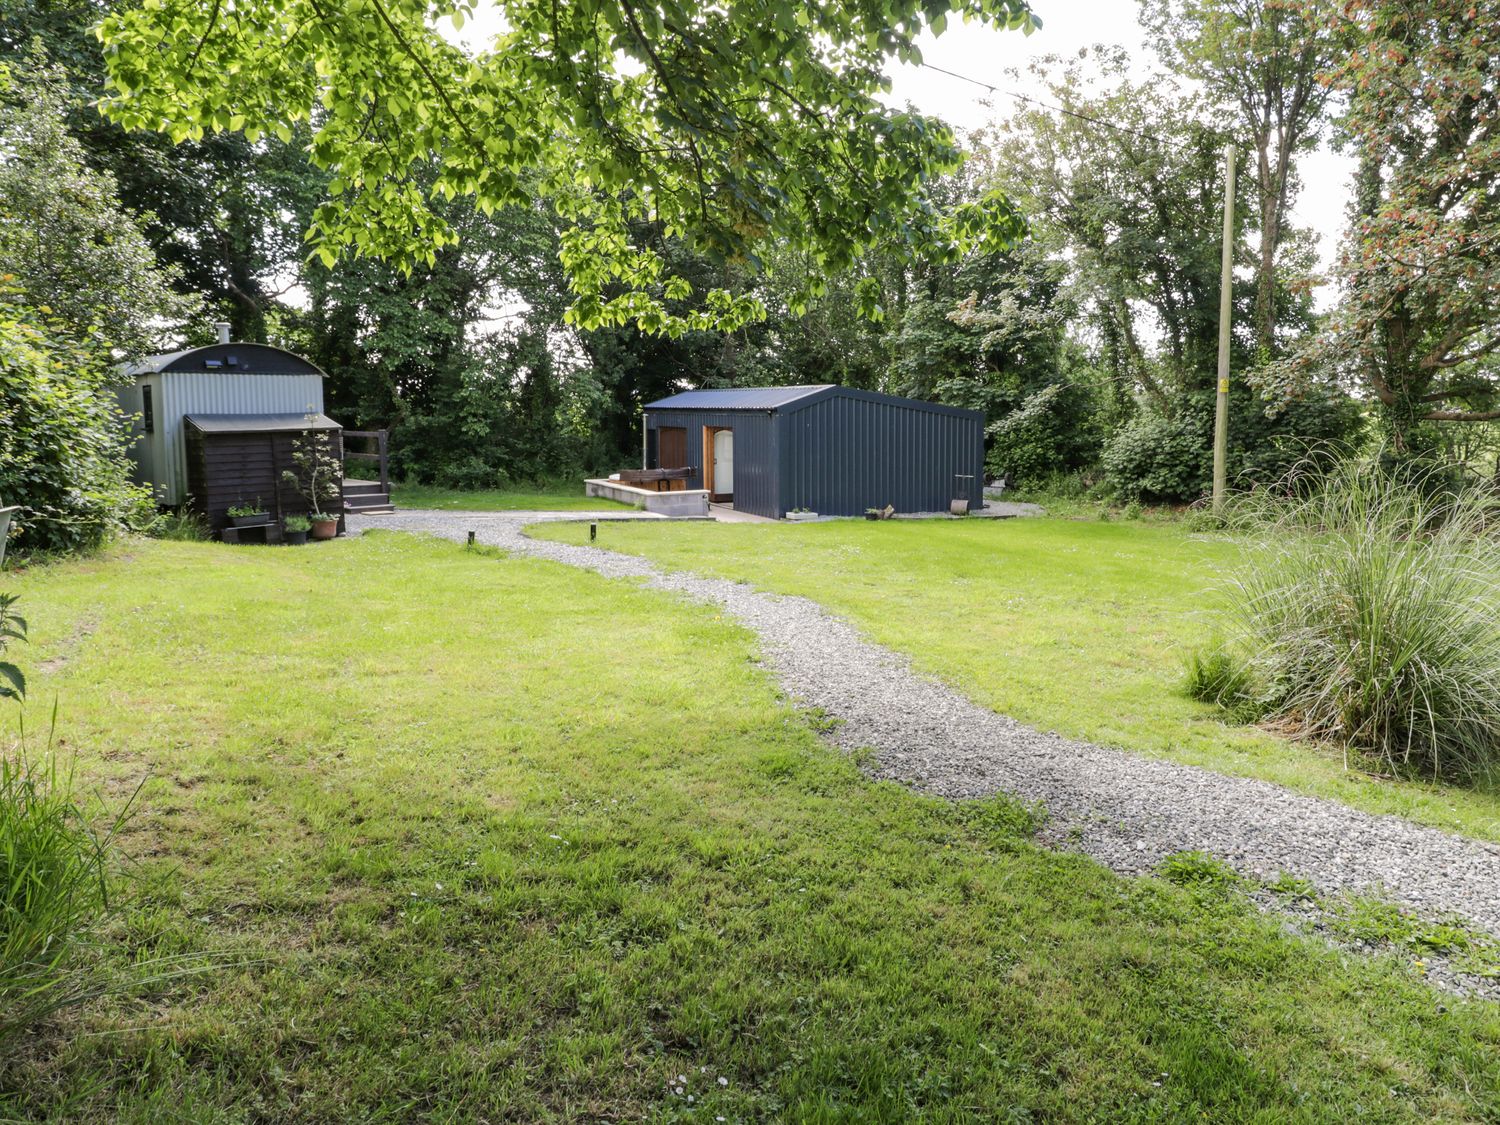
[{"left": 643, "top": 385, "right": 985, "bottom": 519}]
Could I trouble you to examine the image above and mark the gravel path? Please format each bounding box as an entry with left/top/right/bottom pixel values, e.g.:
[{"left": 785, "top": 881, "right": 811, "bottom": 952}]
[{"left": 351, "top": 509, "right": 1500, "bottom": 943}]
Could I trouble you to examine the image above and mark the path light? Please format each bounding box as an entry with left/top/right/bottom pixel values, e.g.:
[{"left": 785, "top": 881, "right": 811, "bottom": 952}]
[
  {"left": 467, "top": 530, "right": 475, "bottom": 547},
  {"left": 590, "top": 522, "right": 597, "bottom": 542}
]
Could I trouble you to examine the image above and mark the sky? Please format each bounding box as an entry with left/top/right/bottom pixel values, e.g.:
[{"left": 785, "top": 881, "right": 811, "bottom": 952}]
[
  {"left": 449, "top": 0, "right": 1354, "bottom": 307},
  {"left": 881, "top": 2, "right": 1352, "bottom": 305}
]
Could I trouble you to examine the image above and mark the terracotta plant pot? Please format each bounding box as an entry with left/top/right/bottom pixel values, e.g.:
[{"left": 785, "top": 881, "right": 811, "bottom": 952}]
[{"left": 309, "top": 517, "right": 339, "bottom": 541}]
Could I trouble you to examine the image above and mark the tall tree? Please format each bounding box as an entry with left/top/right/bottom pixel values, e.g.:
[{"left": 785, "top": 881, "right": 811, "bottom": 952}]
[
  {"left": 993, "top": 52, "right": 1253, "bottom": 404},
  {"left": 96, "top": 0, "right": 1035, "bottom": 334},
  {"left": 1142, "top": 0, "right": 1336, "bottom": 359},
  {"left": 2, "top": 0, "right": 321, "bottom": 341},
  {"left": 0, "top": 58, "right": 199, "bottom": 354},
  {"left": 1264, "top": 0, "right": 1500, "bottom": 448}
]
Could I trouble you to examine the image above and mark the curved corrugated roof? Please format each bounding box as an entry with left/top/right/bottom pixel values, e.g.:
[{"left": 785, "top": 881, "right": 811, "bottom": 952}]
[
  {"left": 122, "top": 342, "right": 326, "bottom": 377},
  {"left": 645, "top": 385, "right": 835, "bottom": 411}
]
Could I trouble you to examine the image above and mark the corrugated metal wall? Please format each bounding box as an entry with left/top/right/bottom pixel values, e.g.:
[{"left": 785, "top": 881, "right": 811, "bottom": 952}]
[
  {"left": 644, "top": 409, "right": 779, "bottom": 518},
  {"left": 157, "top": 373, "right": 325, "bottom": 503},
  {"left": 114, "top": 383, "right": 153, "bottom": 496},
  {"left": 780, "top": 395, "right": 984, "bottom": 516},
  {"left": 646, "top": 392, "right": 983, "bottom": 519}
]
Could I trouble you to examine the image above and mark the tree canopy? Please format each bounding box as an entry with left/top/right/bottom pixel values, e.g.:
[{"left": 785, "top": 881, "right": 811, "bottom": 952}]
[
  {"left": 1141, "top": 0, "right": 1335, "bottom": 360},
  {"left": 97, "top": 0, "right": 1037, "bottom": 333},
  {"left": 1262, "top": 0, "right": 1500, "bottom": 448},
  {"left": 0, "top": 56, "right": 200, "bottom": 354}
]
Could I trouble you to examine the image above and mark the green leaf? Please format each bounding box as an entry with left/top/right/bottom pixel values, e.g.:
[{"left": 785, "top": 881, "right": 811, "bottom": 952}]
[{"left": 0, "top": 662, "right": 24, "bottom": 701}]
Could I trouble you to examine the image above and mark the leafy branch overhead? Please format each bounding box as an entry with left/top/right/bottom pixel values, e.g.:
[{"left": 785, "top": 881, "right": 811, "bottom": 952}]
[{"left": 96, "top": 0, "right": 1036, "bottom": 334}]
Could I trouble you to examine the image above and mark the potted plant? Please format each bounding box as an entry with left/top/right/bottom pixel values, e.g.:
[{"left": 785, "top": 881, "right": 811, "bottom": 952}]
[
  {"left": 786, "top": 507, "right": 819, "bottom": 522},
  {"left": 308, "top": 511, "right": 339, "bottom": 540},
  {"left": 227, "top": 500, "right": 269, "bottom": 527},
  {"left": 283, "top": 514, "right": 311, "bottom": 545},
  {"left": 864, "top": 508, "right": 880, "bottom": 521},
  {"left": 280, "top": 418, "right": 344, "bottom": 540}
]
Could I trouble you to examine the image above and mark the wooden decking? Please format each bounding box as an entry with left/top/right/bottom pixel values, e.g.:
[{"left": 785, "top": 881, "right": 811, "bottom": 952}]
[
  {"left": 342, "top": 430, "right": 394, "bottom": 513},
  {"left": 343, "top": 478, "right": 394, "bottom": 514}
]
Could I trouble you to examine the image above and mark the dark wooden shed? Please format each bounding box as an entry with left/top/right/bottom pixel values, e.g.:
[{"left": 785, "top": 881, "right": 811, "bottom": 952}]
[{"left": 183, "top": 413, "right": 345, "bottom": 535}]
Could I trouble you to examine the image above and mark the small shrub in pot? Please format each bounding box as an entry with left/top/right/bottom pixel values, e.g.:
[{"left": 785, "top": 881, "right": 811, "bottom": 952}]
[
  {"left": 308, "top": 511, "right": 339, "bottom": 540},
  {"left": 281, "top": 419, "right": 344, "bottom": 538},
  {"left": 226, "top": 501, "right": 268, "bottom": 527}
]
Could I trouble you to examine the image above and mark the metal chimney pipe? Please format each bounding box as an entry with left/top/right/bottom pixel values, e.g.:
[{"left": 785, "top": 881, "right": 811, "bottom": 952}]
[{"left": 215, "top": 321, "right": 231, "bottom": 344}]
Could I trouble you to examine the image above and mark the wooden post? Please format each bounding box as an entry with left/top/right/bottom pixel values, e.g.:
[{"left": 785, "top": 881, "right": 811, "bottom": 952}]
[
  {"left": 377, "top": 430, "right": 389, "bottom": 495},
  {"left": 1213, "top": 144, "right": 1236, "bottom": 516}
]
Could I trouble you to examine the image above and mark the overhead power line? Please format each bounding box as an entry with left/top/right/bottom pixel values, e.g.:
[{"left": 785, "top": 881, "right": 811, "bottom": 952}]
[
  {"left": 916, "top": 60, "right": 1190, "bottom": 151},
  {"left": 917, "top": 60, "right": 1340, "bottom": 241}
]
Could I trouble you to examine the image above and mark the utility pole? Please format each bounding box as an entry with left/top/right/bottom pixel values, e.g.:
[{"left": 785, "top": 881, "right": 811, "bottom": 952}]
[{"left": 1212, "top": 143, "right": 1236, "bottom": 515}]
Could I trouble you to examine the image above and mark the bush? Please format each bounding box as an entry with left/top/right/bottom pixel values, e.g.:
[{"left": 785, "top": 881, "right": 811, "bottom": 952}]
[
  {"left": 1211, "top": 457, "right": 1500, "bottom": 782},
  {"left": 1100, "top": 410, "right": 1206, "bottom": 503},
  {"left": 0, "top": 297, "right": 155, "bottom": 555},
  {"left": 1101, "top": 386, "right": 1362, "bottom": 504},
  {"left": 146, "top": 508, "right": 209, "bottom": 541},
  {"left": 986, "top": 381, "right": 1101, "bottom": 487},
  {"left": 1183, "top": 641, "right": 1260, "bottom": 722},
  {"left": 431, "top": 454, "right": 510, "bottom": 492}
]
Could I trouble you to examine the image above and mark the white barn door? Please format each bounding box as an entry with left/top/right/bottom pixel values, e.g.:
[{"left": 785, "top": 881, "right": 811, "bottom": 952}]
[{"left": 712, "top": 429, "right": 734, "bottom": 496}]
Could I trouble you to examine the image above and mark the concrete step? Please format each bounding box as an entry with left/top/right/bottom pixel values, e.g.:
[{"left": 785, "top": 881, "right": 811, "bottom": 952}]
[{"left": 343, "top": 479, "right": 386, "bottom": 496}]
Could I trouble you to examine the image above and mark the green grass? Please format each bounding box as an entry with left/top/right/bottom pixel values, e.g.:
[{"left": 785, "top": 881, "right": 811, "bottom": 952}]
[
  {"left": 3, "top": 535, "right": 1499, "bottom": 1120},
  {"left": 391, "top": 480, "right": 632, "bottom": 511},
  {"left": 532, "top": 517, "right": 1500, "bottom": 844}
]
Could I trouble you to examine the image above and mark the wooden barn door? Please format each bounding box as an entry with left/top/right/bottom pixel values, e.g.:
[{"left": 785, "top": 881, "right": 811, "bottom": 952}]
[{"left": 658, "top": 426, "right": 687, "bottom": 469}]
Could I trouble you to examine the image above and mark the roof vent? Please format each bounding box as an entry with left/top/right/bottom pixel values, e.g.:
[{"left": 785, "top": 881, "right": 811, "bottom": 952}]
[{"left": 215, "top": 321, "right": 231, "bottom": 345}]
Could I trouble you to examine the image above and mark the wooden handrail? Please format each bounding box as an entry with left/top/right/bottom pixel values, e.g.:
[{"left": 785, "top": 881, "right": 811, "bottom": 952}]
[{"left": 342, "top": 429, "right": 389, "bottom": 494}]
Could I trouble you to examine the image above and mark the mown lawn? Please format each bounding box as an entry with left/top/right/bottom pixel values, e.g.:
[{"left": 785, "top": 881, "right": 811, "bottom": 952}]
[
  {"left": 533, "top": 516, "right": 1500, "bottom": 844},
  {"left": 390, "top": 480, "right": 631, "bottom": 511},
  {"left": 2, "top": 534, "right": 1498, "bottom": 1121}
]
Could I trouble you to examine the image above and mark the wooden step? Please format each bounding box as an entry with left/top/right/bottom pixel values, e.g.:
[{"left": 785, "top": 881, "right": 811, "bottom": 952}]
[
  {"left": 343, "top": 479, "right": 386, "bottom": 496},
  {"left": 343, "top": 491, "right": 394, "bottom": 513}
]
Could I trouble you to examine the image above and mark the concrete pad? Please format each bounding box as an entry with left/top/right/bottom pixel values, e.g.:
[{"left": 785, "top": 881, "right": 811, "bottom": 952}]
[
  {"left": 709, "top": 503, "right": 777, "bottom": 524},
  {"left": 586, "top": 478, "right": 710, "bottom": 517}
]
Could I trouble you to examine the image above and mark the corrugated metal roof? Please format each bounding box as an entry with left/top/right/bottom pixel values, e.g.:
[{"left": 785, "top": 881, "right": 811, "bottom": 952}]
[
  {"left": 645, "top": 385, "right": 835, "bottom": 411},
  {"left": 184, "top": 413, "right": 341, "bottom": 433},
  {"left": 124, "top": 349, "right": 195, "bottom": 375},
  {"left": 122, "top": 343, "right": 327, "bottom": 377}
]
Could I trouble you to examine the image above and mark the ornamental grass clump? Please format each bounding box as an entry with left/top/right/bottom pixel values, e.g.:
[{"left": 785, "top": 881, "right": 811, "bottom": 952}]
[
  {"left": 0, "top": 594, "right": 134, "bottom": 1050},
  {"left": 1200, "top": 457, "right": 1500, "bottom": 783},
  {"left": 0, "top": 747, "right": 114, "bottom": 1048}
]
